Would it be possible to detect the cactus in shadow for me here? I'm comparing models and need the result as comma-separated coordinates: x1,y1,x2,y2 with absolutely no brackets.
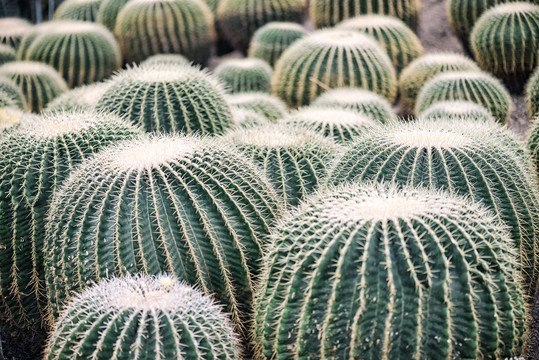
0,18,33,50
0,76,24,109
44,82,111,113
226,92,288,121
54,0,103,22
214,58,273,94
419,100,496,122
526,67,539,117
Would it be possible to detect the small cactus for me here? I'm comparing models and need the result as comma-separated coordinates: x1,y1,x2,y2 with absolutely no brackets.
54,0,103,22
248,22,308,67
471,2,539,92
44,82,111,113
97,64,233,135
254,182,526,359
415,71,513,123
214,58,273,94
272,29,397,108
0,44,15,66
45,274,241,360
526,66,539,117
96,0,130,32
337,15,424,73
226,92,288,121
141,54,190,67
419,100,496,122
229,107,271,129
0,76,24,109
115,0,215,64
0,18,33,50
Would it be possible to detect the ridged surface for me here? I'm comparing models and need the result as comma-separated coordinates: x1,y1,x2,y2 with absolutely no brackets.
96,0,130,32
272,29,397,108
44,82,111,113
0,44,15,66
16,22,58,61
0,18,33,50
54,0,103,21
419,100,495,122
0,77,24,109
214,58,273,93
226,92,288,121
528,117,539,181
230,107,271,129
527,67,539,117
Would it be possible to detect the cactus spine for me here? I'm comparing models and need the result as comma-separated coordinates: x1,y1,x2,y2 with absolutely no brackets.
44,82,111,113
419,100,496,122
226,92,288,121
526,66,539,117
0,18,33,50
214,58,273,94
54,0,103,21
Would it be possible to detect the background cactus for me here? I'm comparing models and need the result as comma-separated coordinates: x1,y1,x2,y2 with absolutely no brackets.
254,182,526,359
226,92,288,121
272,29,397,108
0,61,68,112
419,100,496,121
45,274,241,360
44,82,111,113
337,15,424,73
114,0,215,64
327,117,539,298
214,58,273,94
16,22,58,61
527,66,539,117
54,0,103,21
141,54,190,67
0,76,24,109
98,64,233,135
230,107,271,129
415,71,513,123
96,0,130,32
0,44,15,66
0,18,33,50
247,22,308,67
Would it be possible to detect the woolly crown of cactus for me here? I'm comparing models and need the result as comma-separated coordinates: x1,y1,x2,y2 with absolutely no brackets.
526,66,539,117
54,0,103,21
214,58,273,94
44,82,111,113
0,17,33,49
419,100,496,122
141,53,190,67
226,92,288,121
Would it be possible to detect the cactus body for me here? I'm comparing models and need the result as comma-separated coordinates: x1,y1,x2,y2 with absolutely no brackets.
419,100,495,122
0,77,24,109
230,107,271,129
254,182,526,359
45,275,241,360
141,54,190,67
0,44,15,66
54,0,103,21
248,22,308,67
527,116,539,178
98,64,233,135
226,92,288,121
16,22,58,61
44,82,111,113
214,58,273,94
0,18,33,50
526,67,539,117
273,29,396,108
96,0,130,32
337,15,424,73
327,118,539,298
115,0,215,64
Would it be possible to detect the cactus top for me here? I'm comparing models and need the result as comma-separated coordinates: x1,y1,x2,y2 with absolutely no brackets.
32,20,112,37
0,61,62,77
0,17,32,37
304,28,378,48
420,100,495,121
484,1,538,15
286,106,377,126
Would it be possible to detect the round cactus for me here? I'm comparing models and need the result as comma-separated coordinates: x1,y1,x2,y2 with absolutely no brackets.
224,124,338,207
54,0,103,21
216,0,305,53
115,0,215,65
0,61,68,113
254,182,526,359
398,52,481,114
16,22,59,61
0,44,15,66
96,0,130,32
141,53,190,67
311,87,397,123
0,18,33,50
282,106,378,143
471,2,539,92
0,110,140,334
226,92,288,121
44,82,111,113
327,117,539,298
214,58,273,94
419,100,496,122
98,64,233,135
415,71,513,123
45,274,241,360
247,22,308,67
337,15,424,73
526,66,539,117
272,29,397,108
230,107,271,129
0,76,24,109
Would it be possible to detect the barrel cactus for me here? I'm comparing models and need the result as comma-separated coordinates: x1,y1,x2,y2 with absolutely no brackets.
214,58,273,94
327,117,539,298
0,61,68,112
226,92,288,121
419,100,496,122
115,0,215,64
0,76,24,109
230,107,271,129
45,274,240,360
97,64,233,135
415,71,513,123
337,15,424,73
16,22,58,61
96,0,130,32
272,29,397,108
528,116,539,176
248,22,308,67
44,82,111,113
141,54,190,67
254,182,526,359
399,52,480,114
0,18,33,50
0,44,15,66
54,0,103,21
526,66,539,117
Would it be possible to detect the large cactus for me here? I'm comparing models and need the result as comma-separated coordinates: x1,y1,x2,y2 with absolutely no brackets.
45,274,241,360
98,64,233,135
214,58,273,94
44,82,111,113
272,29,397,108
96,0,130,32
115,0,215,64
419,100,496,122
254,182,526,359
54,0,103,21
0,18,33,50
226,92,288,121
327,117,539,298
526,67,539,117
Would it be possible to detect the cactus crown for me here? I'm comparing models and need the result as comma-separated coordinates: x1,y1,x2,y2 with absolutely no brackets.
0,18,33,49
214,58,273,94
419,100,495,121
141,53,190,66
54,0,102,21
44,82,111,112
226,92,288,121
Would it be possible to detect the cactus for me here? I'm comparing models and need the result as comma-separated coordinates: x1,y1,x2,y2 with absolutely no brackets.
337,15,424,73
0,110,140,334
419,100,496,122
254,182,526,359
44,82,111,113
45,274,241,360
526,66,539,117
230,107,271,129
16,22,59,61
0,44,15,66
214,58,273,94
216,0,305,53
311,87,396,123
247,22,308,67
415,71,513,123
327,117,539,298
226,92,288,121
0,18,33,50
96,0,130,32
0,107,27,131
527,116,539,177
398,52,480,114
204,0,220,11
115,0,215,65
0,76,24,109
282,106,378,143
97,64,233,135
141,54,190,67
272,29,397,108
471,2,539,92
224,124,338,207
54,0,103,22
0,61,68,113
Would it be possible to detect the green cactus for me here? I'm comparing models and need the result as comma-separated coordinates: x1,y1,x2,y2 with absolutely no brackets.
115,0,215,64
54,0,103,21
0,18,33,50
230,107,271,129
254,182,526,359
247,22,308,67
216,0,305,53
526,66,539,117
141,54,190,67
0,76,24,109
45,274,241,360
415,71,513,123
44,135,280,332
272,29,397,108
0,44,15,66
327,117,539,298
224,124,338,207
0,110,140,334
0,61,68,113
16,22,59,61
398,52,480,115
337,15,424,73
527,116,539,177
96,0,130,32
226,92,288,121
419,100,496,122
471,2,539,92
311,87,397,123
44,82,111,113
204,0,220,11
214,58,273,94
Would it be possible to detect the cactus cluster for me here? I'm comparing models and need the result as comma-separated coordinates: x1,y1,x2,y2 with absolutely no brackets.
96,0,130,32
419,100,495,121
226,92,288,121
54,0,103,22
0,76,24,109
527,67,539,117
44,82,111,113
214,58,273,94
0,17,33,50
0,44,15,66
